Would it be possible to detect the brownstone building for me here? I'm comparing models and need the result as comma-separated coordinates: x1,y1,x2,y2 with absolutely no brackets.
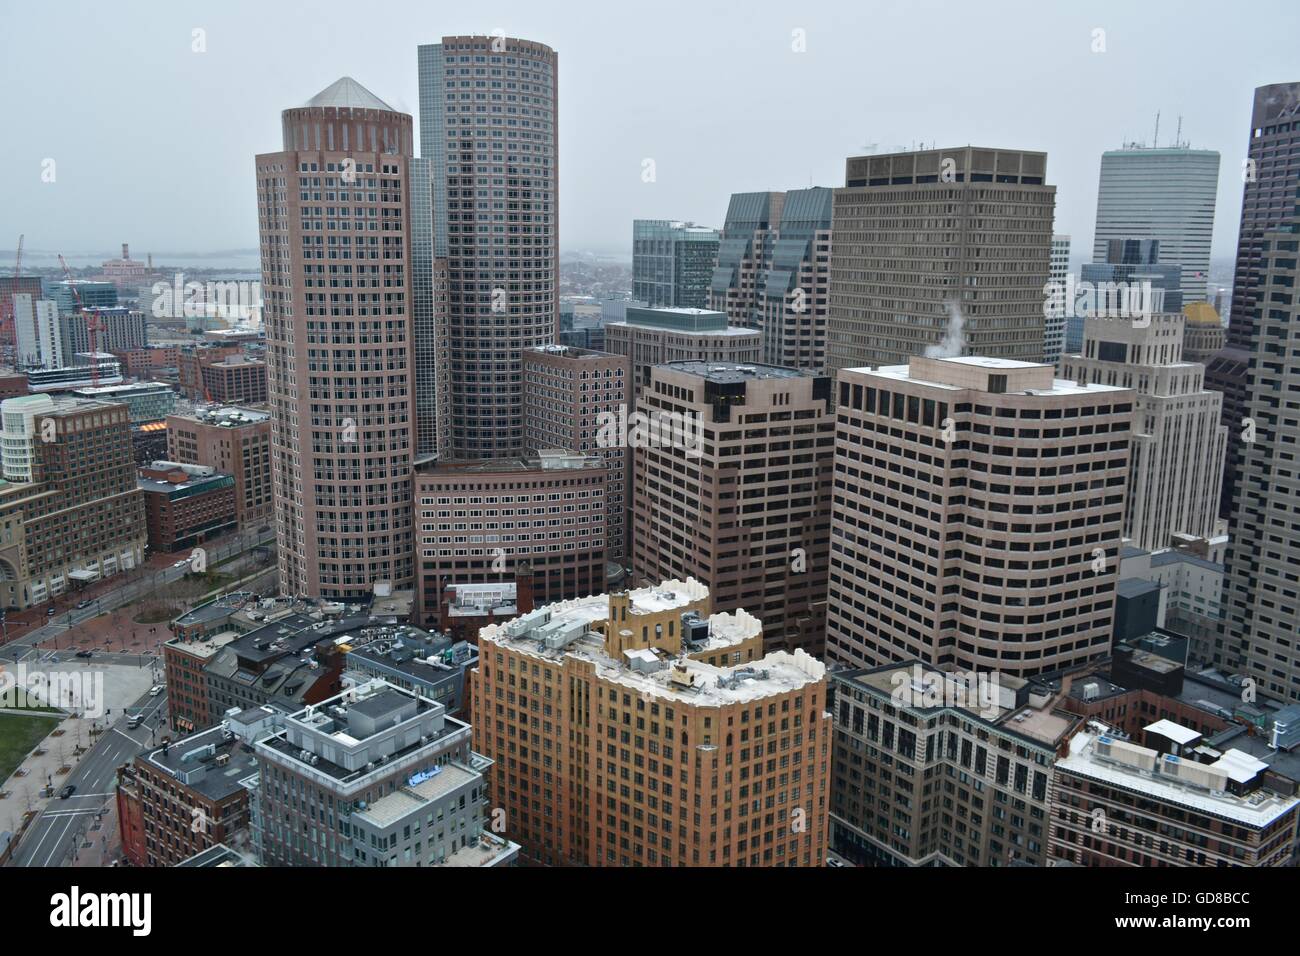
167,406,272,527
111,344,181,379
473,578,831,867
138,461,237,553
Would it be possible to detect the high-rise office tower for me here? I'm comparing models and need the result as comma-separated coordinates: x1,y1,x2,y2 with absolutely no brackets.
417,36,559,458
631,361,835,655
826,356,1134,677
1209,83,1300,519
472,579,830,866
256,77,417,598
1060,312,1226,551
1092,146,1220,304
1044,234,1071,365
633,219,720,309
710,188,833,371
1069,238,1183,354
1224,222,1300,703
523,344,630,559
827,147,1056,371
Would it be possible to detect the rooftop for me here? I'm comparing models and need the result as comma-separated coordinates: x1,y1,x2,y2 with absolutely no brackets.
1059,729,1300,828
661,361,816,383
141,725,260,801
417,451,603,475
352,762,478,829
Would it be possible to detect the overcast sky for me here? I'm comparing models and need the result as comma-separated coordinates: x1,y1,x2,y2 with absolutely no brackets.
2,0,1297,261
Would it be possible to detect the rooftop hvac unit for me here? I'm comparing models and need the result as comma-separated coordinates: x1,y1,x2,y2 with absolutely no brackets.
1082,681,1101,701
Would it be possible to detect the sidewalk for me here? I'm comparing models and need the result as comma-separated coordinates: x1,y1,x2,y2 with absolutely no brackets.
0,712,102,839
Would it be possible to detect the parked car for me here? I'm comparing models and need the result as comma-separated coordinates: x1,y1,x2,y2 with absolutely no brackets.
75,600,92,610
46,607,57,616
59,785,76,799
74,650,93,659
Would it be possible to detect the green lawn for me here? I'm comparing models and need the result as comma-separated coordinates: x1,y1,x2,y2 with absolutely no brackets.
0,712,62,785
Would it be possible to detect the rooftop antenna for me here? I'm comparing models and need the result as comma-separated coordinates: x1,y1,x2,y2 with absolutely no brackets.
1175,115,1183,148
1153,111,1160,148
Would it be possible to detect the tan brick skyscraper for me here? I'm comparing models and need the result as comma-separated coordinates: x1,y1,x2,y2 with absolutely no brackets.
257,78,416,597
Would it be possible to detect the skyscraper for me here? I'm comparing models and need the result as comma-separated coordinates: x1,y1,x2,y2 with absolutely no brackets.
1091,146,1220,304
417,36,559,458
1069,238,1183,354
1044,234,1071,365
1223,222,1300,703
632,219,720,309
826,356,1134,677
827,147,1056,372
631,361,835,655
1210,83,1300,519
710,188,833,371
1060,312,1226,551
256,77,417,598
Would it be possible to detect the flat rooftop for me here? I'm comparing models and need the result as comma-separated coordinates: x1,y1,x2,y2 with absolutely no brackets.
662,361,815,383
1059,730,1300,828
353,763,477,829
141,725,259,801
416,452,603,475
848,356,1132,398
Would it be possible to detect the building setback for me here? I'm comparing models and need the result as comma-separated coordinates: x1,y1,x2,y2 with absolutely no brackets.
256,77,417,598
602,306,761,405
1060,312,1225,551
826,356,1134,678
710,189,833,372
632,362,835,655
417,36,558,458
472,579,830,866
827,147,1056,371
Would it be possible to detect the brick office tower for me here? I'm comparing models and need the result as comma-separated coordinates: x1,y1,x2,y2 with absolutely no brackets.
256,78,417,598
523,344,630,559
632,362,835,656
827,147,1056,372
417,36,559,457
826,356,1135,677
472,579,831,867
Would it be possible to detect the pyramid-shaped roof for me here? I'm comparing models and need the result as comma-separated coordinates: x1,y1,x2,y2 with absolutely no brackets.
303,77,395,112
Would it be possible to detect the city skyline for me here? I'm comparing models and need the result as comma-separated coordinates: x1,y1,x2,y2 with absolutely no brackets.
4,0,1299,260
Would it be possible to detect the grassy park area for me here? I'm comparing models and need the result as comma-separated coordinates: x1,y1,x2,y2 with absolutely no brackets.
0,712,62,785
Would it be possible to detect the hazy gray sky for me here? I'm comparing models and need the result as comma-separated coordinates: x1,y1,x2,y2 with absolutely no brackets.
3,0,1297,260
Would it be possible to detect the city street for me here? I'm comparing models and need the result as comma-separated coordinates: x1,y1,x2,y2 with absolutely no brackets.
9,690,168,867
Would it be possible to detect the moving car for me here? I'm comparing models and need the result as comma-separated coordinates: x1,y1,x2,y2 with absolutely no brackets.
75,600,92,610
59,785,76,799
149,685,163,697
46,607,57,616
74,650,93,659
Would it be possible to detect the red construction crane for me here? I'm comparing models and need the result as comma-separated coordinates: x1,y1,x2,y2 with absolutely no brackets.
58,253,104,386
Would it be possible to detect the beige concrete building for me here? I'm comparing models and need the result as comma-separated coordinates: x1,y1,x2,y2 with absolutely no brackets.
1180,303,1226,363
166,405,273,527
827,356,1135,678
523,345,630,560
472,578,831,866
256,77,417,598
602,307,760,404
1060,312,1225,552
413,452,607,625
827,147,1056,371
632,362,835,656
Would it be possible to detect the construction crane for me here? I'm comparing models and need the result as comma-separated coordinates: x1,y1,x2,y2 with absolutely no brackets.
57,253,104,386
